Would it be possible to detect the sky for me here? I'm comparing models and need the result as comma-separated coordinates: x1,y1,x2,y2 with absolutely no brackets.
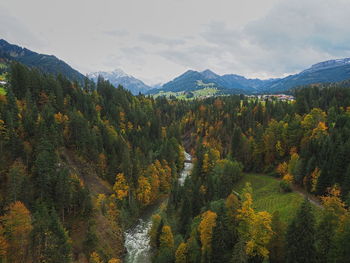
1,0,350,85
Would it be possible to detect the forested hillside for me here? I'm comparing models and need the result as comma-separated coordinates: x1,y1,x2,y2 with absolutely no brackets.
0,39,85,83
0,63,185,262
149,81,350,262
1,62,350,263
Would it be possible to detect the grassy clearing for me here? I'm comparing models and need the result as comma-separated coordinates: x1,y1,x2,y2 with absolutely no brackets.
232,173,321,223
153,87,220,100
0,87,6,95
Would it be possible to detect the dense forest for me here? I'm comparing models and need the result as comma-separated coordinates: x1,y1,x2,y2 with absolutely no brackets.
150,80,350,263
0,62,186,262
1,62,350,262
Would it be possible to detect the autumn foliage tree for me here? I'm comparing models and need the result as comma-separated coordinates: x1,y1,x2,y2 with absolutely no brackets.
0,226,8,261
113,173,129,201
160,225,174,249
198,210,217,262
136,176,151,206
236,183,273,260
1,201,32,263
175,242,188,263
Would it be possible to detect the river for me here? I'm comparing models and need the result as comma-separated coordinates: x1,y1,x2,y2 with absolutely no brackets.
124,151,193,263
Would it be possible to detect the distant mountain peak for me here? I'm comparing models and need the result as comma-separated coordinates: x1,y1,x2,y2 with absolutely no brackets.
88,69,151,95
200,69,219,79
89,68,131,79
302,58,350,74
111,68,130,78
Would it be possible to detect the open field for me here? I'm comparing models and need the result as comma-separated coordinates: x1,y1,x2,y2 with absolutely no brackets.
233,173,321,222
154,87,220,100
0,87,6,95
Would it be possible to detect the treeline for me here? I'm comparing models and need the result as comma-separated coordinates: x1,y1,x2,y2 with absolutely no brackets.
0,62,185,262
148,81,350,262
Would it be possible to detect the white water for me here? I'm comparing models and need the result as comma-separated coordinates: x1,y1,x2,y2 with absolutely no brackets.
124,219,152,263
179,152,193,186
124,151,193,263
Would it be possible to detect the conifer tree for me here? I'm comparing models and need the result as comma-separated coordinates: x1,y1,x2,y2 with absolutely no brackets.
286,199,316,263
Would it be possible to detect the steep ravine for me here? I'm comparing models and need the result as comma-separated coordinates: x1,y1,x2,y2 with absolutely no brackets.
124,151,193,263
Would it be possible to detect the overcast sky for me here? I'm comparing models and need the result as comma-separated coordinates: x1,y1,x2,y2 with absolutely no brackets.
1,0,350,85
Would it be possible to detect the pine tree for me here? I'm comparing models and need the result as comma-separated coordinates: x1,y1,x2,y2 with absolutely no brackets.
268,211,285,263
286,199,316,263
211,210,231,263
31,205,72,263
331,215,350,263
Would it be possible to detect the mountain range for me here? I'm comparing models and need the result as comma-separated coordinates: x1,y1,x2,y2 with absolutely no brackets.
1,39,350,96
88,69,152,95
150,58,350,96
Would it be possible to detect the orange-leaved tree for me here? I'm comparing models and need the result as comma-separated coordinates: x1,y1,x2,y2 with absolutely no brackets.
198,210,217,261
1,201,32,263
113,173,129,201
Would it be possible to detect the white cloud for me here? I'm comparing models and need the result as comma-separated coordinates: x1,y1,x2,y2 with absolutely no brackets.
1,0,350,83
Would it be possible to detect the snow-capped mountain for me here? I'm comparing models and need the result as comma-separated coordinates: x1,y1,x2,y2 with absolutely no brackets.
88,69,151,95
301,58,350,74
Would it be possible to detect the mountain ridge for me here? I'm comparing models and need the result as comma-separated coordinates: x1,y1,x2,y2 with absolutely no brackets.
0,39,85,82
150,57,350,96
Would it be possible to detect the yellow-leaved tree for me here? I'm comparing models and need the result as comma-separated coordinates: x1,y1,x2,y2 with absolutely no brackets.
198,210,217,261
147,164,160,203
136,176,151,206
160,225,174,249
113,173,129,200
237,183,273,259
1,201,33,263
108,258,121,263
321,186,347,220
0,225,8,260
310,167,321,193
90,251,102,263
175,242,188,263
276,162,288,177
150,214,162,248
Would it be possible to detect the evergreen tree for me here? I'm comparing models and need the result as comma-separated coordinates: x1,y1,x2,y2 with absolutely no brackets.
286,199,316,263
268,211,285,263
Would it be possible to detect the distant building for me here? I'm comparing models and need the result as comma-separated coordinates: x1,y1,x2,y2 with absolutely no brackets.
247,94,295,101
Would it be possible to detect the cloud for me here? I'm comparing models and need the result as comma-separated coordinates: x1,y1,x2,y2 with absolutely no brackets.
138,34,185,47
200,0,350,78
0,6,45,48
1,0,350,83
103,29,129,38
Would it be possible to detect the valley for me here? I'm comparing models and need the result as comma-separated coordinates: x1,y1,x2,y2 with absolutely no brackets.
0,41,350,263
2,0,350,261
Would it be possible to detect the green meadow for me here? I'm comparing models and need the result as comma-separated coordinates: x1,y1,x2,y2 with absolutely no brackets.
233,173,321,222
